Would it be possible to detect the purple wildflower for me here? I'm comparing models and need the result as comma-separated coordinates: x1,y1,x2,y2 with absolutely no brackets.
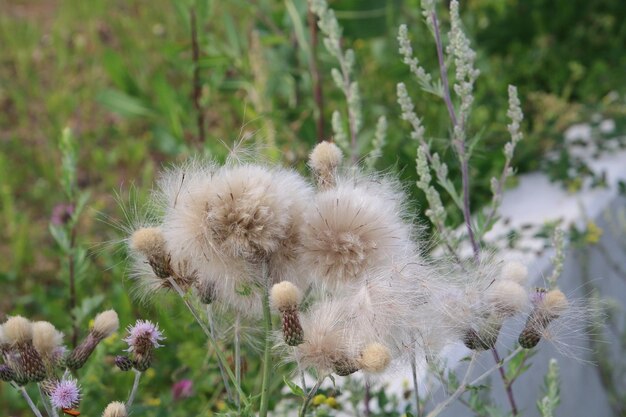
50,377,80,409
172,379,193,401
123,320,164,352
51,203,74,226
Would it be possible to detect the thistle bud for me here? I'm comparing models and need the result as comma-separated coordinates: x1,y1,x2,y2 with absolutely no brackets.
0,364,15,382
463,316,502,351
332,356,360,376
309,141,342,189
271,282,304,346
115,355,133,372
66,310,119,370
131,227,173,279
519,289,568,349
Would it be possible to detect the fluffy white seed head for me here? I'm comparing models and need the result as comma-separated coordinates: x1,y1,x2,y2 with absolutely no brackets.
501,261,528,285
93,310,119,338
359,342,391,373
487,280,527,316
301,177,411,285
32,321,64,357
102,401,127,417
3,316,32,344
541,289,569,316
309,141,343,189
130,227,166,258
271,281,302,311
0,325,7,345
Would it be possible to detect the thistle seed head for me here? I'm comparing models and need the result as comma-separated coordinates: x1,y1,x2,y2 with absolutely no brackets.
3,316,33,345
92,310,120,339
102,401,127,417
501,261,528,285
32,321,64,359
271,281,303,311
358,343,391,373
130,227,167,258
486,280,527,317
309,141,343,189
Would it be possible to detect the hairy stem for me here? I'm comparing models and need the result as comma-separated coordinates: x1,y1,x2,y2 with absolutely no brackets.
17,386,44,417
207,305,234,402
69,226,78,348
259,262,273,417
126,369,142,408
167,277,250,407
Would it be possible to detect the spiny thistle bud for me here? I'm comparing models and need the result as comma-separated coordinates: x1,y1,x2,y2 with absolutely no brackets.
271,282,304,346
195,280,217,305
463,316,502,351
309,141,343,189
358,343,391,373
103,401,127,417
49,377,81,410
123,320,164,372
519,288,569,349
2,316,46,384
131,227,173,279
66,310,118,370
0,364,15,382
115,355,134,371
501,261,528,285
332,356,360,376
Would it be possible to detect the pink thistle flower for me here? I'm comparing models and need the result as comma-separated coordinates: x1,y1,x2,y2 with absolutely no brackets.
172,379,193,401
51,203,74,226
50,377,80,409
123,320,164,352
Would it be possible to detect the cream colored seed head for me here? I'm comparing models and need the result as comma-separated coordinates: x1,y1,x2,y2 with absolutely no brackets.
309,141,343,174
359,343,391,373
102,401,127,417
0,325,7,345
32,321,64,357
271,281,302,311
130,227,166,258
93,310,119,338
501,261,528,285
542,289,569,316
3,315,32,344
487,280,527,316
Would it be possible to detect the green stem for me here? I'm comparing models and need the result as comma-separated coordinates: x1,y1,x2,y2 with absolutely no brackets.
299,378,324,417
16,385,44,417
167,277,250,408
126,369,142,408
206,305,234,402
259,262,273,417
37,384,57,417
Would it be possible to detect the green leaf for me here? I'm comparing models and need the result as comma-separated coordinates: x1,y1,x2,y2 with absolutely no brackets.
283,376,305,397
97,89,156,118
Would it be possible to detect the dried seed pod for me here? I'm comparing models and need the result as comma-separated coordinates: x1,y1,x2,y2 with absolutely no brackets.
271,282,304,346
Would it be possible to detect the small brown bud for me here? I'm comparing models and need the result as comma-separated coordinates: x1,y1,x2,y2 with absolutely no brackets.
115,355,134,372
280,307,304,347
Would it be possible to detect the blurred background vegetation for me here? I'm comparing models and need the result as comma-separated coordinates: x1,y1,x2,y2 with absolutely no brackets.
1,0,625,415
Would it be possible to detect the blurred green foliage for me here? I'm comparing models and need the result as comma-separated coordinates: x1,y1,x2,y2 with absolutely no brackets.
1,0,625,415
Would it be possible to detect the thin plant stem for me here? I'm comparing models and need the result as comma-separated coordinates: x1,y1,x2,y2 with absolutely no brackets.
259,261,273,417
307,7,325,140
167,277,250,408
431,10,479,262
69,226,78,348
126,369,143,408
17,385,44,417
364,380,372,417
411,352,422,417
300,368,307,392
426,353,477,417
206,305,235,402
37,384,57,417
190,6,206,145
491,347,518,415
299,377,324,417
234,313,242,412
